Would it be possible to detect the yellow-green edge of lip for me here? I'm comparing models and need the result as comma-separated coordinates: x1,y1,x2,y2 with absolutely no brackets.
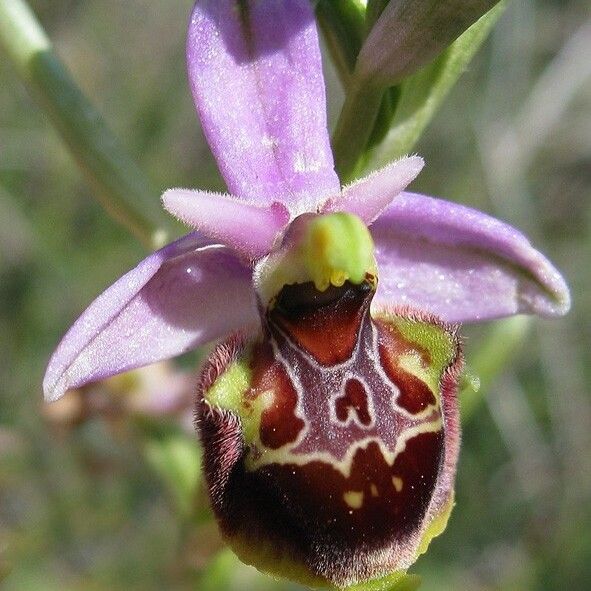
223,494,452,590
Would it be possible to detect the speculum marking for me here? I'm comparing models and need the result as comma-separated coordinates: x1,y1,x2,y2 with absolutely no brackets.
335,378,372,427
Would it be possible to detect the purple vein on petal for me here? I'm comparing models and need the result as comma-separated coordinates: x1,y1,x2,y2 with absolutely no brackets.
187,0,340,212
43,233,258,402
320,156,424,222
371,193,571,323
162,188,289,260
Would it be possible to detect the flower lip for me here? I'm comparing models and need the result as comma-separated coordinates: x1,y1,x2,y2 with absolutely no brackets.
197,286,463,588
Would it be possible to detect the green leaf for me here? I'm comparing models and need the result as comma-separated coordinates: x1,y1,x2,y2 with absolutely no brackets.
144,432,202,519
361,0,508,174
365,0,390,34
460,315,532,422
0,0,170,249
315,0,366,89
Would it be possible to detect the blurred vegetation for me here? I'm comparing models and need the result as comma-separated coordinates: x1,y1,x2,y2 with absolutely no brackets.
0,0,590,589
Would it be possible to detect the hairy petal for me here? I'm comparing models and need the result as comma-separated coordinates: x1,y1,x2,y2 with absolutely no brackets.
187,0,340,212
43,234,258,402
162,189,289,261
320,156,424,223
371,193,570,322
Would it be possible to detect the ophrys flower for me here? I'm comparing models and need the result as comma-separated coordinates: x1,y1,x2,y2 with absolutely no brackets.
44,0,569,588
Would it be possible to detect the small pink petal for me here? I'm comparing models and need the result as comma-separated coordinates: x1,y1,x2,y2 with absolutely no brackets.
320,156,424,222
43,233,258,401
162,189,289,261
187,0,340,212
372,193,570,323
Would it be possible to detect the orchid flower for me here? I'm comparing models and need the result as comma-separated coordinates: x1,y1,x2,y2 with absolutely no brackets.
43,0,569,588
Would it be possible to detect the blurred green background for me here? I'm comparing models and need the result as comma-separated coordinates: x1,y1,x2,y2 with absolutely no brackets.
1,0,590,589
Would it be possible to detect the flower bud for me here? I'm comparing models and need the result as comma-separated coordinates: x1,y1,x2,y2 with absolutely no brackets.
356,0,500,85
195,213,462,588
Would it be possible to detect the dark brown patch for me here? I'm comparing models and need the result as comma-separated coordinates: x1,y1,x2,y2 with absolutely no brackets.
258,433,443,551
376,322,437,414
269,281,372,365
248,340,305,449
199,425,443,587
335,379,372,426
375,317,433,366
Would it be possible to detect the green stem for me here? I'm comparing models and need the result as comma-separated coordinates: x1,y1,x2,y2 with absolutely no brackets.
315,0,365,90
367,87,401,149
332,77,384,182
460,316,532,422
0,0,169,249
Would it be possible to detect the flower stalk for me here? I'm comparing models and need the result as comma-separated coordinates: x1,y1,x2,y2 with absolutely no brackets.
0,0,169,250
332,76,385,181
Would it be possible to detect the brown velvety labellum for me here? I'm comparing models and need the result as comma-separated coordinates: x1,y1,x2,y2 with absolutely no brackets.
376,319,437,414
196,280,462,587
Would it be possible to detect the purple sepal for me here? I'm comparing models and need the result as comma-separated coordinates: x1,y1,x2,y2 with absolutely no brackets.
187,0,340,212
43,233,257,401
371,193,570,323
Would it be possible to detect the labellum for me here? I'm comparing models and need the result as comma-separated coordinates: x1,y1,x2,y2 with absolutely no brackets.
196,213,462,588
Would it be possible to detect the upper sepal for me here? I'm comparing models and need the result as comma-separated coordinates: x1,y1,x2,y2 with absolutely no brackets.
187,0,340,212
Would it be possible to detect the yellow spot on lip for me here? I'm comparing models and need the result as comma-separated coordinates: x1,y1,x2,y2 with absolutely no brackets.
370,483,379,497
260,390,275,410
343,490,364,509
392,476,404,492
330,269,347,287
